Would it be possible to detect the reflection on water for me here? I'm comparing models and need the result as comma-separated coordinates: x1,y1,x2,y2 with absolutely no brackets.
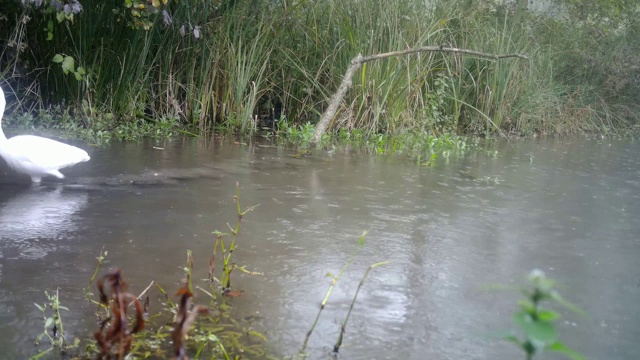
0,184,90,358
0,186,88,258
0,137,639,359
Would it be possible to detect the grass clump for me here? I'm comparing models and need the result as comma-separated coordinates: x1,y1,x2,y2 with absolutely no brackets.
1,0,637,145
276,120,473,162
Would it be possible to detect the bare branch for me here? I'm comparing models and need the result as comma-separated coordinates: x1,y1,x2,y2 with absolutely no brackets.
310,47,528,145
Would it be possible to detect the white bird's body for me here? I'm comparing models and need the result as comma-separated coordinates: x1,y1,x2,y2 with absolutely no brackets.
0,86,90,182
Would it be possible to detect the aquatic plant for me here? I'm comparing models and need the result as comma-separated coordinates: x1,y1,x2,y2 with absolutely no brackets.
93,269,145,359
300,231,368,354
172,282,209,360
211,182,261,295
297,232,390,357
332,260,389,355
504,269,585,360
4,0,637,142
32,289,79,359
28,184,267,359
83,248,108,304
279,121,319,146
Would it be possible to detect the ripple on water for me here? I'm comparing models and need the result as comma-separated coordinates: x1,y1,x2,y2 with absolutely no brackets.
1,139,640,359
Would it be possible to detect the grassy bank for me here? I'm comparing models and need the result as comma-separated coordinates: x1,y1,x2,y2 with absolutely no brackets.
1,0,638,146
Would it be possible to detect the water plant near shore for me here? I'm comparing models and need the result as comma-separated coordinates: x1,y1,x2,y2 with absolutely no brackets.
212,183,261,295
332,260,389,355
32,289,79,359
277,120,473,161
299,231,390,358
300,231,367,354
30,183,266,359
25,184,589,359
93,269,146,359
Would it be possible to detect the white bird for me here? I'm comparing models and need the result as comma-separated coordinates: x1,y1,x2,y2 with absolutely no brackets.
0,86,90,182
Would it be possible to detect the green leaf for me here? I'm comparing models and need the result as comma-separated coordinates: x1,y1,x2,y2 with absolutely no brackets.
62,56,75,74
537,310,559,322
371,260,390,268
56,12,65,23
247,330,267,341
31,347,53,359
36,333,45,342
549,291,586,316
514,313,557,343
517,299,535,312
548,341,586,360
76,66,86,75
358,230,367,246
74,72,82,81
46,20,54,41
52,54,64,63
34,303,45,312
45,317,54,328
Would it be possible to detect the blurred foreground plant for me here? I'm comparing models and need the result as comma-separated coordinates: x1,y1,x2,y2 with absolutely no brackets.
504,269,585,360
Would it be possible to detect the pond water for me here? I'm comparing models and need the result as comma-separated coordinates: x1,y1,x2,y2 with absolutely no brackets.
0,137,638,359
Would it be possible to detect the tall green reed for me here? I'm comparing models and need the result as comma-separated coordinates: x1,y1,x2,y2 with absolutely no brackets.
3,0,635,139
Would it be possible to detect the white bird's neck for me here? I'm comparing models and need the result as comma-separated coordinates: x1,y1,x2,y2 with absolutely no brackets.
0,85,7,142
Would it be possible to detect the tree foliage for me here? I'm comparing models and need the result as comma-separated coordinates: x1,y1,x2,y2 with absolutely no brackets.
561,0,639,27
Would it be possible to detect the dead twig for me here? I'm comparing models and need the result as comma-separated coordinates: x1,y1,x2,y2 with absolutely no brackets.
311,46,528,144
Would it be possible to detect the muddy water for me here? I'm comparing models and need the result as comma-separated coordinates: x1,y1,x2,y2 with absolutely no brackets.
0,137,638,359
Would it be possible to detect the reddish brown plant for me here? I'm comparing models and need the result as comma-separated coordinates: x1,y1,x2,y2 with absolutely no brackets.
172,284,208,360
94,269,145,360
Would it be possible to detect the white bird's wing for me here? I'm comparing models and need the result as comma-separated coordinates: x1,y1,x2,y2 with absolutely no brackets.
7,135,90,171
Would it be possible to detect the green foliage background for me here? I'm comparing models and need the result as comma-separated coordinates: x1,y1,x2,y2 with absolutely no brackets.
0,0,638,141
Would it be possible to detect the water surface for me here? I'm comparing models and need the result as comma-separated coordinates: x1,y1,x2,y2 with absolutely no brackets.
0,137,638,359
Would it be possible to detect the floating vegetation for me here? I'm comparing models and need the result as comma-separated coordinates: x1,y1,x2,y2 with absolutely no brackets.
278,120,476,163
475,175,504,184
